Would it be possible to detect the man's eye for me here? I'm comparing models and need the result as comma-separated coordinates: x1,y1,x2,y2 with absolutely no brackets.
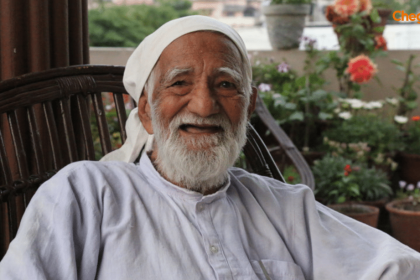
171,80,185,86
220,81,235,89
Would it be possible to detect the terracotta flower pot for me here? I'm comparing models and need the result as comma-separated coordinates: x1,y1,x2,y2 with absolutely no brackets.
262,4,310,50
397,152,420,184
360,198,391,233
386,199,420,252
328,204,379,228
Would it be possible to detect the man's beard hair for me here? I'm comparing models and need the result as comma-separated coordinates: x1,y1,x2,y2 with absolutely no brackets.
151,101,248,194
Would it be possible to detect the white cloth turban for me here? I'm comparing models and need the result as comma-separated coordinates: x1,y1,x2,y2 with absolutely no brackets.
100,15,252,162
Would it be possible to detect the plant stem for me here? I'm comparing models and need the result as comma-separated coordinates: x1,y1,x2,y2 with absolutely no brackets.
397,54,415,116
304,75,310,149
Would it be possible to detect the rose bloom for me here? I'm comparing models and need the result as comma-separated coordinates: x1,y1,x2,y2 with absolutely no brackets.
412,116,420,121
325,5,350,24
346,54,378,84
359,0,372,13
334,0,360,17
374,35,387,51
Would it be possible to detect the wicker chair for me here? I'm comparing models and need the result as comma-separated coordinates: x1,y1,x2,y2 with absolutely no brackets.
254,95,315,190
0,65,296,258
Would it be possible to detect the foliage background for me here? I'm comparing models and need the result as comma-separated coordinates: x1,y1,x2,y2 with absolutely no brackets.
89,1,194,47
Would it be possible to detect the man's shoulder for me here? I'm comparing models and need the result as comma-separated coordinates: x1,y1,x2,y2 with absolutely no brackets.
228,167,312,198
42,160,141,196
57,160,138,179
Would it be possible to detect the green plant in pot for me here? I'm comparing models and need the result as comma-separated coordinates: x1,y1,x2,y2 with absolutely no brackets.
313,155,392,227
262,0,311,50
398,116,420,184
386,181,420,252
322,115,403,173
253,42,337,152
392,55,420,184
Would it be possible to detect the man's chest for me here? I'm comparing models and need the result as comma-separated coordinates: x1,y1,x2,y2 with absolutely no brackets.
94,193,305,280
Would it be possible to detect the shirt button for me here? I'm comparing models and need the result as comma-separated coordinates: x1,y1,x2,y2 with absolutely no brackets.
210,245,219,253
198,204,204,211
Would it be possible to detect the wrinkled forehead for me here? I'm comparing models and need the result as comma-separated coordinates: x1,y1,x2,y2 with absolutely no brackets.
155,31,243,74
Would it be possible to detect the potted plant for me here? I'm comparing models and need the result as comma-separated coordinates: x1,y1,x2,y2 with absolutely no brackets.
262,0,311,50
253,39,337,153
313,155,392,227
398,116,420,184
391,55,420,184
325,0,388,54
386,181,420,251
322,115,403,175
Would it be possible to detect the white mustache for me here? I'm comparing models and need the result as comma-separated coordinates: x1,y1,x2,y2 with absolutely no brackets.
170,113,231,133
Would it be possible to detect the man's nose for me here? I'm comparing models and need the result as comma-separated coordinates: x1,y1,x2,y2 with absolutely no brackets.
187,83,220,117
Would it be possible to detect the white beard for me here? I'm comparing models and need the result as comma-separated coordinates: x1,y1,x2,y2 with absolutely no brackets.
151,104,248,194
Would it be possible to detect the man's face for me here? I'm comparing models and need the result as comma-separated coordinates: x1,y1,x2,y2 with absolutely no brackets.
138,31,256,194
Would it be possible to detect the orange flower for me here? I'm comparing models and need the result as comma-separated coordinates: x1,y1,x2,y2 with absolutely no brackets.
346,54,378,84
359,0,372,13
374,35,387,50
325,5,350,24
412,116,420,121
334,0,360,17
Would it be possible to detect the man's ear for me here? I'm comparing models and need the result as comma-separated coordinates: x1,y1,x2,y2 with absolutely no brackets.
137,90,154,134
247,86,258,120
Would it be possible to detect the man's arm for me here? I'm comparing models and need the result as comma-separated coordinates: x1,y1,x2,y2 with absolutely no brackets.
0,163,102,280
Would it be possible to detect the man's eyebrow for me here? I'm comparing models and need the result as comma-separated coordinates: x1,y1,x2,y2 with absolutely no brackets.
162,67,193,84
216,67,243,87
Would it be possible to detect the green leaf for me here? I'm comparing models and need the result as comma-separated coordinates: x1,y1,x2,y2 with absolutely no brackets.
407,101,418,109
396,65,406,72
337,196,346,204
295,76,306,88
329,190,338,196
284,102,297,110
312,89,327,100
349,185,360,195
352,24,365,34
288,111,304,121
373,26,384,33
370,9,381,23
318,112,333,120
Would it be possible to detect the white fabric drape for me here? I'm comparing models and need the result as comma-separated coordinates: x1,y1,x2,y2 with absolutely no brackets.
100,15,252,162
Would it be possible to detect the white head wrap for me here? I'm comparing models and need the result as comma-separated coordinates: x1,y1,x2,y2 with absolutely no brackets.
100,15,252,162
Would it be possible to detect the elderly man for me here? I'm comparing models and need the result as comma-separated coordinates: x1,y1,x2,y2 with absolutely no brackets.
1,16,420,280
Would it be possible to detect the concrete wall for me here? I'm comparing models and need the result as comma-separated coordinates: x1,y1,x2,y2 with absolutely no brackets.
90,47,420,106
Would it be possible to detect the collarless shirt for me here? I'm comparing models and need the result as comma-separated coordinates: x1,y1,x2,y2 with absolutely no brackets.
1,153,420,280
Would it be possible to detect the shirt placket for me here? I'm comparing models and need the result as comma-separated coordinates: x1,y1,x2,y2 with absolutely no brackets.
195,200,234,280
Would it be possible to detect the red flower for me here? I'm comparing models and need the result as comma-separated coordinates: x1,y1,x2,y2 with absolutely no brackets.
374,35,387,51
287,176,295,183
344,171,349,176
344,164,352,172
346,55,378,84
359,0,372,13
334,0,360,17
412,116,420,121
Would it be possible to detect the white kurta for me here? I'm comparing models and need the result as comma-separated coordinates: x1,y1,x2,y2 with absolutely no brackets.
1,153,420,280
